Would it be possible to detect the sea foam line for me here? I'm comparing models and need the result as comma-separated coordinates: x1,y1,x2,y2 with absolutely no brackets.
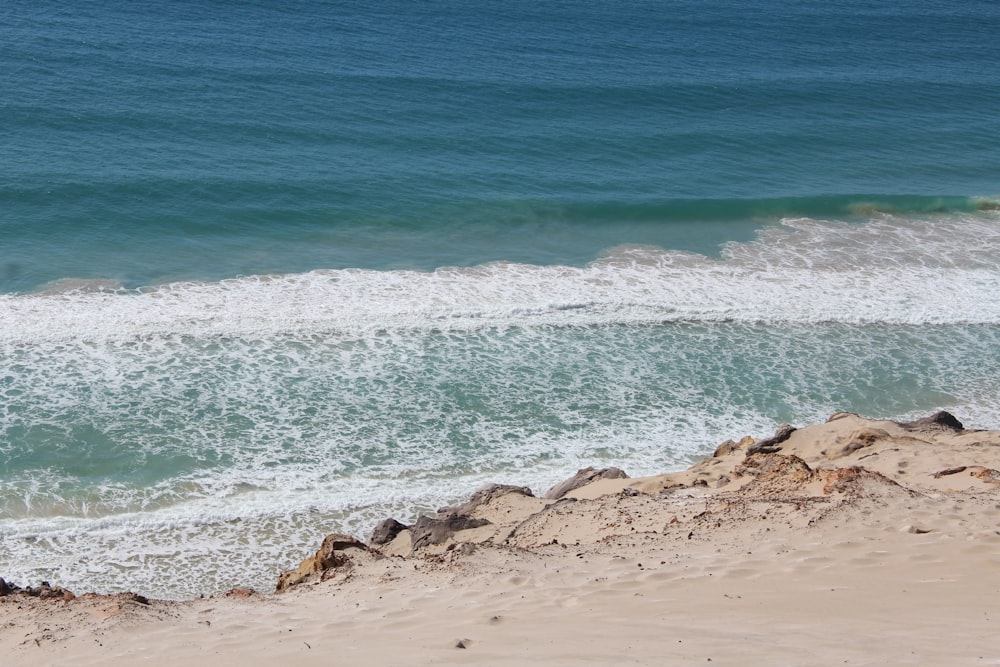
2,260,998,344
3,213,1000,343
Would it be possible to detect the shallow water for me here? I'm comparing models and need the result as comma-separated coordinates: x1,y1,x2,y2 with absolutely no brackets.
2,0,999,597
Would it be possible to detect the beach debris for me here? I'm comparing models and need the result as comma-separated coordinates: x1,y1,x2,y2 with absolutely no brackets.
933,466,968,478
223,587,256,598
544,467,628,500
903,525,933,534
970,467,1000,484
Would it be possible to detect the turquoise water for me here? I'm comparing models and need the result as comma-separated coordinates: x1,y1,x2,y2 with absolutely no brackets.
2,0,1000,598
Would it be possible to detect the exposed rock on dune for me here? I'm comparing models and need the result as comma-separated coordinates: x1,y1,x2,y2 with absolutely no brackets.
5,410,1000,666
543,467,628,500
0,579,75,601
275,534,370,592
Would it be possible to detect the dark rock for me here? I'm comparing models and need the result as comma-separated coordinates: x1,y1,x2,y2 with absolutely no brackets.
410,514,490,552
900,411,964,432
370,518,410,546
746,424,796,455
439,483,534,517
544,467,629,500
19,581,75,601
0,578,15,596
933,466,968,478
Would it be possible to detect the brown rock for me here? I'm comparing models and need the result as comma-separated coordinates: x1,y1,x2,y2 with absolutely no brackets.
276,533,368,592
933,466,968,478
970,467,1000,484
713,440,740,457
734,454,815,496
736,453,813,478
544,467,629,500
820,466,908,496
714,436,757,457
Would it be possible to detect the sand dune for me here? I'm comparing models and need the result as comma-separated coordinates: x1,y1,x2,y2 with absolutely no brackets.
3,412,1000,666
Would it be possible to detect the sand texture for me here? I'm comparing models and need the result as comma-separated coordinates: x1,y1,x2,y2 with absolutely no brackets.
3,412,1000,666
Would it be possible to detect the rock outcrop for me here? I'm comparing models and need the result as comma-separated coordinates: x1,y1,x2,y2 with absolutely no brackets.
0,579,75,601
746,423,796,455
267,410,996,596
370,518,410,546
440,483,534,515
900,410,964,432
544,467,628,500
410,514,491,552
276,533,369,592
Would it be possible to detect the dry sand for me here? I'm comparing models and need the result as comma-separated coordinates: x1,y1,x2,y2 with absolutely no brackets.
3,412,1000,666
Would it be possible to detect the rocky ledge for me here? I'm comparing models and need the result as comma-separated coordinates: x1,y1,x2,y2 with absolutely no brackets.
271,410,1000,593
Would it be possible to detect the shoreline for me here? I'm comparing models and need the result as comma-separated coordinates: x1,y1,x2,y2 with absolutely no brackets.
3,410,1000,665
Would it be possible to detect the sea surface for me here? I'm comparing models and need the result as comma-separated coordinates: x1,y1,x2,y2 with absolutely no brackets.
2,0,1000,599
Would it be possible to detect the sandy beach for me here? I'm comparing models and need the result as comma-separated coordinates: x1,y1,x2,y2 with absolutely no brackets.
3,411,999,666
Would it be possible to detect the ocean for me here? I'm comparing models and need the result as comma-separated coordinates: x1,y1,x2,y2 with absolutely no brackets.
2,0,999,599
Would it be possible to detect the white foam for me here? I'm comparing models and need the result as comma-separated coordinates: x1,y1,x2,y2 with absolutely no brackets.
0,404,774,599
2,213,1000,345
3,212,1000,598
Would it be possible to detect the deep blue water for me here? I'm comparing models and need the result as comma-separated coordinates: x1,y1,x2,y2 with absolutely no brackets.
2,0,1000,598
3,0,999,291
